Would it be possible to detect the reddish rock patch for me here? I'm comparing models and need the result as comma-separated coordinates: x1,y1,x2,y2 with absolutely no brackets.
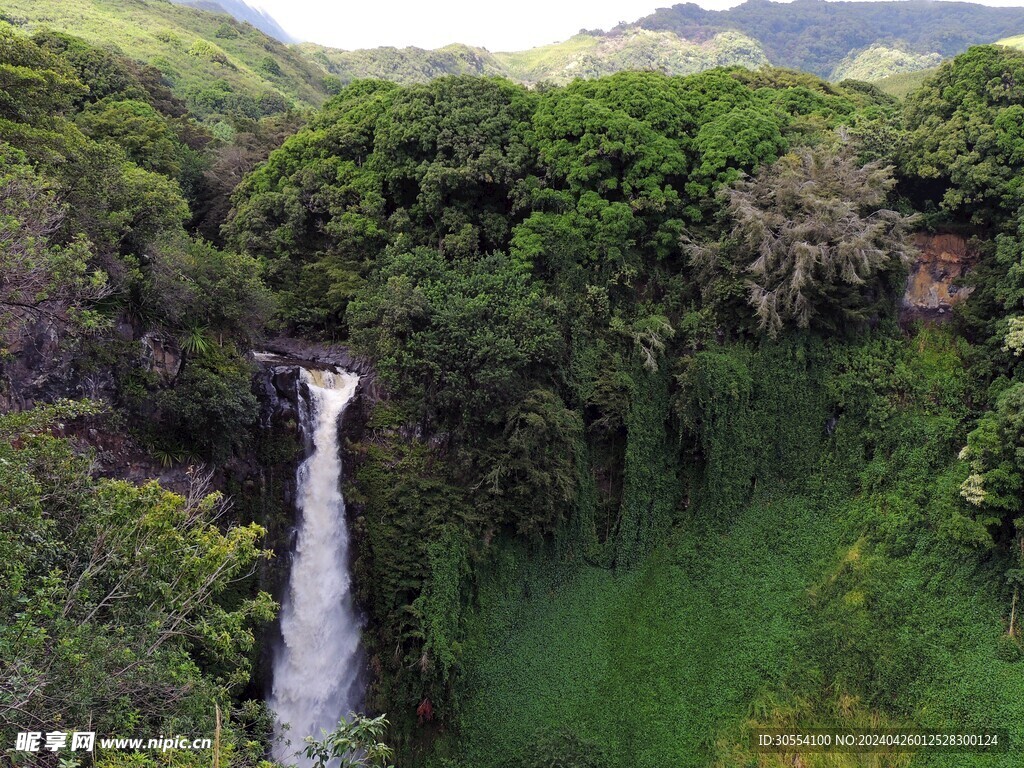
901,233,975,322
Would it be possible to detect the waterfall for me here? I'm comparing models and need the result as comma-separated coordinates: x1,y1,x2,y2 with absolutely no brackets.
269,367,364,766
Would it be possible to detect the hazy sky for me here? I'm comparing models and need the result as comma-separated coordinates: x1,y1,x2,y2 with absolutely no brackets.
249,0,1024,51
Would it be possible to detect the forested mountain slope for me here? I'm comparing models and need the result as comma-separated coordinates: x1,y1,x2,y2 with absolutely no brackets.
629,0,1024,78
169,0,295,42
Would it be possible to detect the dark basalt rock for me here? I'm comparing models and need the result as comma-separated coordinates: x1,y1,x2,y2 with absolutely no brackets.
0,317,120,412
258,336,377,379
251,337,378,442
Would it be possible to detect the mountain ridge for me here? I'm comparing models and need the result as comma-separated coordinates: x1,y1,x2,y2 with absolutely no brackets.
299,0,1024,87
625,0,1024,78
8,0,1024,115
168,0,294,43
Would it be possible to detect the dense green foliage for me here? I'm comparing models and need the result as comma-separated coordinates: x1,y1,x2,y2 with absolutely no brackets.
223,41,1024,767
903,45,1024,224
0,21,290,766
302,714,395,768
456,329,1024,768
0,22,276,457
0,402,276,767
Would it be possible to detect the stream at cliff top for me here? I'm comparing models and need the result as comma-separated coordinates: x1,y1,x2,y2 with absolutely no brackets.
268,366,364,766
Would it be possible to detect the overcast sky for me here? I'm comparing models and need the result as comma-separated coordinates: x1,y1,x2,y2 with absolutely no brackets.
249,0,1024,52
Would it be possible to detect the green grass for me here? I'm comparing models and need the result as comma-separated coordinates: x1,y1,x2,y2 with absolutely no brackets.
451,493,841,767
995,33,1024,50
875,67,937,99
0,0,329,118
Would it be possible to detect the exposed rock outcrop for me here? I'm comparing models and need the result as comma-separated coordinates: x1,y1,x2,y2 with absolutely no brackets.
901,233,975,322
253,338,378,435
140,332,182,383
0,317,118,412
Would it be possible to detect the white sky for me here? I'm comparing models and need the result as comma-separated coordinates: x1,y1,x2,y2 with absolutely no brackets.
249,0,1024,52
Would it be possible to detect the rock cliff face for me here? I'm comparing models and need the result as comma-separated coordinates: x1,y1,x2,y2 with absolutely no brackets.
252,337,377,435
0,317,118,412
901,233,975,321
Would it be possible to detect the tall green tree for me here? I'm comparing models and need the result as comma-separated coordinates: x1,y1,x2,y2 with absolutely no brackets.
903,45,1024,225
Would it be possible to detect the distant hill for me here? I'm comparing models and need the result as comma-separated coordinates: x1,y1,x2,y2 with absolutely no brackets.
168,0,294,43
626,0,1024,80
297,42,505,84
303,29,769,87
831,44,941,82
0,0,328,121
871,23,1024,98
302,0,1024,88
497,29,768,84
6,0,1024,114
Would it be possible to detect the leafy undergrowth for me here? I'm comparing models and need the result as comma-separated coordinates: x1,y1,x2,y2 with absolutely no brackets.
439,330,1024,768
449,492,839,768
447,493,1023,767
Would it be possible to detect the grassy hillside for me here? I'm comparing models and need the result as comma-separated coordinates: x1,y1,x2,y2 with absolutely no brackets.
0,0,329,119
875,67,938,99
831,44,941,82
996,32,1024,50
169,0,294,42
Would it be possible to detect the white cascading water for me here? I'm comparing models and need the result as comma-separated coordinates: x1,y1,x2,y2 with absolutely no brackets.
270,367,363,766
